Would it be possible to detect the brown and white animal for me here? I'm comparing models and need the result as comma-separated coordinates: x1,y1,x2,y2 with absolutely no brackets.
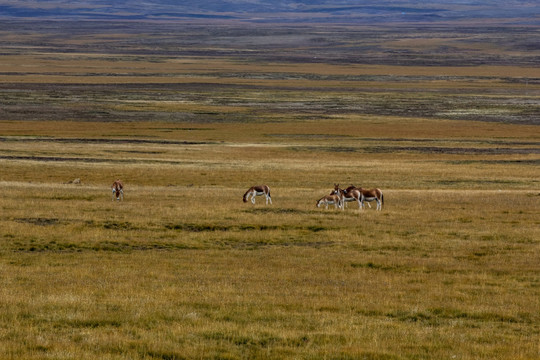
111,179,124,201
346,185,384,210
316,194,342,209
243,185,272,204
332,183,361,209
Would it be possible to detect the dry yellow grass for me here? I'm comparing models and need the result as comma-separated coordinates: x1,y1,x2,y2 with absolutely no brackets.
0,183,538,359
1,118,539,358
0,23,538,358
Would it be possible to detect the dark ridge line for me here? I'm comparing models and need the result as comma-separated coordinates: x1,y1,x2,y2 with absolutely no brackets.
0,137,212,145
0,155,194,165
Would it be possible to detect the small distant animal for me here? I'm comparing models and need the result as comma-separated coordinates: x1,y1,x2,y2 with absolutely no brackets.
243,185,272,204
65,178,81,185
316,194,342,209
111,179,124,201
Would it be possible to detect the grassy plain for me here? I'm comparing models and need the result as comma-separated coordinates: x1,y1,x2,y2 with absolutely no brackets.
0,21,539,359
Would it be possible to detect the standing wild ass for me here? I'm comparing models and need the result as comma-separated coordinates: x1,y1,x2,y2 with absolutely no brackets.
111,179,124,201
345,185,384,210
332,183,361,210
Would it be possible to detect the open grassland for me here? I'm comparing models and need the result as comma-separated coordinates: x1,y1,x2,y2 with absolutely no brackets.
0,21,539,359
1,121,539,359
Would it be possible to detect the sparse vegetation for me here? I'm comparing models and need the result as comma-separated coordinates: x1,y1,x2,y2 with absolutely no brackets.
0,20,538,359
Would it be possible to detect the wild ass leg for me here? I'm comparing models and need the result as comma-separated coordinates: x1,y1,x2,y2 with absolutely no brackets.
357,197,362,209
253,191,263,204
362,197,375,210
362,197,381,210
364,199,373,209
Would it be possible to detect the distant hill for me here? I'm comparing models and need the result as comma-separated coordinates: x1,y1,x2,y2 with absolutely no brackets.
0,0,538,24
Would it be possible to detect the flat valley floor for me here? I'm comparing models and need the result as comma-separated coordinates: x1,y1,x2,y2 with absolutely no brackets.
0,21,538,359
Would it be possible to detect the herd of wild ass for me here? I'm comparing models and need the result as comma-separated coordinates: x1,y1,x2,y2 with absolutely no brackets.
242,183,384,210
317,184,383,211
112,180,382,211
241,184,383,211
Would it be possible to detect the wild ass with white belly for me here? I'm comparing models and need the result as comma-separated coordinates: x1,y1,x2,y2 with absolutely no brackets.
332,183,361,210
316,193,342,209
243,185,272,205
346,185,384,210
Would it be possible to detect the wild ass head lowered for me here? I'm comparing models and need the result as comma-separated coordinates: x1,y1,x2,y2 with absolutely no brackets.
316,193,342,210
243,185,272,205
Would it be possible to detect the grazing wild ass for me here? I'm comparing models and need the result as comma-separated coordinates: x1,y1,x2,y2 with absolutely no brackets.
243,185,272,204
332,183,361,209
316,194,342,209
346,185,384,210
111,179,124,201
